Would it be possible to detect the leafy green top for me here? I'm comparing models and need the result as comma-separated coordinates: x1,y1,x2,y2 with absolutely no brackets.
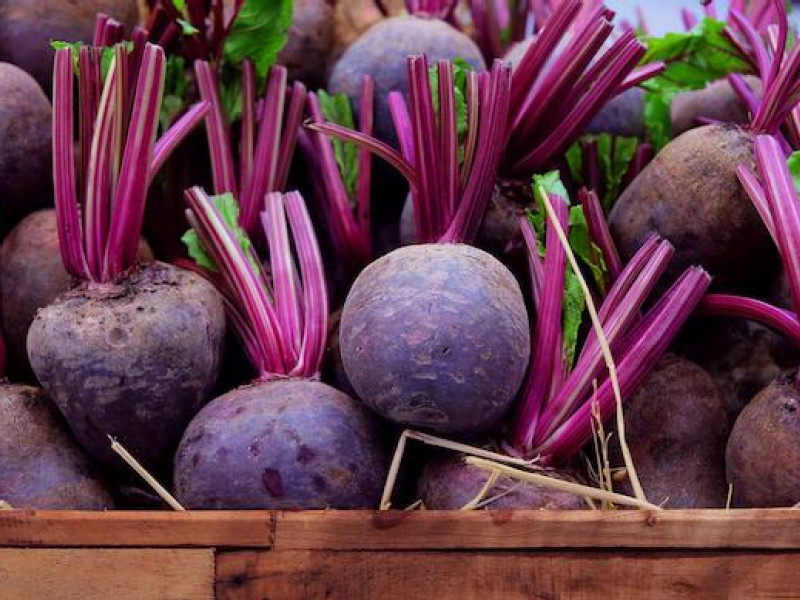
182,193,260,274
530,172,608,368
224,0,293,81
565,134,639,212
318,90,360,203
639,18,751,150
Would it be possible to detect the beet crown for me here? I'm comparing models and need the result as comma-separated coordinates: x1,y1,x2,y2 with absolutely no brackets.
52,41,209,283
184,188,328,380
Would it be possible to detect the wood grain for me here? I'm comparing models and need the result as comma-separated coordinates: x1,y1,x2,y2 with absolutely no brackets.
216,549,800,600
0,549,214,600
273,509,800,550
0,511,274,548
4,509,800,549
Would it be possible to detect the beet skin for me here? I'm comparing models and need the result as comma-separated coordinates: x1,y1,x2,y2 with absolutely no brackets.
329,15,485,144
174,379,388,509
0,383,112,509
0,63,52,236
340,244,530,436
0,0,140,93
609,124,775,289
277,0,335,89
27,262,225,471
1,209,153,382
726,378,800,507
612,355,730,508
417,453,586,510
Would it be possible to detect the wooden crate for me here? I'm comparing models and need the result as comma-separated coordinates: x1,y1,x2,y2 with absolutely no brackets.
1,509,800,599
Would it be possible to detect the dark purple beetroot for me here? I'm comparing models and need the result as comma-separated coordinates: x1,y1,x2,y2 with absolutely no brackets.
27,262,225,471
1,209,153,383
0,63,52,236
277,0,335,89
608,124,775,290
329,15,486,145
416,452,586,510
339,244,530,436
332,0,384,60
677,317,799,421
586,87,646,138
174,379,388,509
0,0,140,93
612,355,730,508
0,383,112,509
726,377,800,507
671,76,761,137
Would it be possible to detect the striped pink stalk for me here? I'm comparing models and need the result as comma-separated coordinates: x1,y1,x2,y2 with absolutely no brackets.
579,188,622,283
699,294,800,346
52,42,208,283
185,188,329,380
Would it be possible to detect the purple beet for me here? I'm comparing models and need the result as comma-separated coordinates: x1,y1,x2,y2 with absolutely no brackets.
174,189,388,509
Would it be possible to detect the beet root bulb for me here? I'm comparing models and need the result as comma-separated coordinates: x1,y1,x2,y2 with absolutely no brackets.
27,262,225,471
416,453,586,510
0,383,112,509
340,244,530,436
174,379,388,509
726,378,800,507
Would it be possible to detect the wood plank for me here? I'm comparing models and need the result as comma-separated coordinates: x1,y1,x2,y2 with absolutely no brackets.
273,509,800,550
0,511,274,548
0,549,214,600
216,549,800,600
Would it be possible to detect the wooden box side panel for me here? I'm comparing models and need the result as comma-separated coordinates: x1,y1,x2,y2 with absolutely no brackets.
0,549,215,600
216,549,800,600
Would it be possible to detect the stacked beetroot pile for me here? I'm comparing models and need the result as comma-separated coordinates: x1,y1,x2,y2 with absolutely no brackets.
2,0,800,512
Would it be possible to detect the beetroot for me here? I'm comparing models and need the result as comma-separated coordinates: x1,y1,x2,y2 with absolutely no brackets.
340,244,529,436
726,378,800,507
0,0,140,92
27,43,222,472
609,13,800,290
671,76,761,136
0,383,112,509
174,189,387,509
0,209,153,382
329,15,485,144
277,0,335,89
176,379,386,509
28,262,225,469
611,355,730,508
416,453,586,510
0,63,52,236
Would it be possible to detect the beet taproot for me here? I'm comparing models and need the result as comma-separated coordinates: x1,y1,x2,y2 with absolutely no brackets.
0,63,52,236
27,262,225,471
0,383,112,509
612,355,730,508
340,244,530,436
609,124,775,289
1,209,153,382
416,452,586,510
174,379,387,509
329,15,485,144
0,0,140,93
726,377,800,507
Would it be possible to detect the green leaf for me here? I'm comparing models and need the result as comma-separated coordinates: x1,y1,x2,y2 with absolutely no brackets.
177,18,199,36
172,0,186,10
639,18,751,150
223,0,293,81
789,151,800,194
161,55,190,129
318,90,359,204
561,270,586,368
597,135,639,211
429,58,473,154
51,41,128,80
182,193,261,274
